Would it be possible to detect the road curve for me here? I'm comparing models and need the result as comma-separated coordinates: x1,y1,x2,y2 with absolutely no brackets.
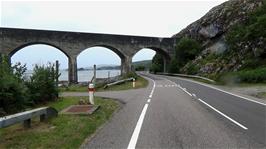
82,73,266,148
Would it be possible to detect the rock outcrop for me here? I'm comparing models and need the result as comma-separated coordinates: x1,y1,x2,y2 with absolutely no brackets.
172,0,265,76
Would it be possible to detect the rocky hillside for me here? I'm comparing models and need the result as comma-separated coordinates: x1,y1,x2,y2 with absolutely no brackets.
172,0,265,79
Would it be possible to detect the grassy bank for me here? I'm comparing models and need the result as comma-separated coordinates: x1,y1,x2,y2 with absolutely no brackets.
0,96,119,149
97,75,148,91
60,75,148,92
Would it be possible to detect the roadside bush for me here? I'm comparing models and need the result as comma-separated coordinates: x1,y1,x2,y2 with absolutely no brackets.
220,67,266,84
26,64,60,104
123,72,138,79
150,53,164,73
0,57,29,115
175,37,202,67
236,67,266,83
186,61,200,75
135,65,146,71
168,59,179,73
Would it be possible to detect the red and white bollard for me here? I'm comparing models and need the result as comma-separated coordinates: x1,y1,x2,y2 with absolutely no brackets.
88,83,95,105
133,78,136,88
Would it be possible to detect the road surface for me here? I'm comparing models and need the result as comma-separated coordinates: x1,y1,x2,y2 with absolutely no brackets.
81,72,266,148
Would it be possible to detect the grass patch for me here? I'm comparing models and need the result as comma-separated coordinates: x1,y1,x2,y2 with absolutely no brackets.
0,96,119,149
257,92,266,99
59,85,87,92
97,76,148,91
60,75,148,92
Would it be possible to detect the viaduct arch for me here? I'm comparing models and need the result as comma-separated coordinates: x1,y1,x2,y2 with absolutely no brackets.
0,27,175,83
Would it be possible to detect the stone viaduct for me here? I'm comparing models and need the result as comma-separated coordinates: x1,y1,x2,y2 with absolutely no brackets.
0,27,175,83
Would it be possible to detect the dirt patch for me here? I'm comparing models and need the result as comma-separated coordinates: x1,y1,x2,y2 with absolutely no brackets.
61,105,100,115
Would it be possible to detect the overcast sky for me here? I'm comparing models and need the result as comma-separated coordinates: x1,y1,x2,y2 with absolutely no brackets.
1,0,227,69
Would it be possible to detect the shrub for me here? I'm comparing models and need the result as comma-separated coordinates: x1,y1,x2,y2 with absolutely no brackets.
236,67,266,83
26,63,60,104
0,57,29,115
168,59,179,73
175,37,202,67
135,65,146,71
186,61,200,75
150,53,164,73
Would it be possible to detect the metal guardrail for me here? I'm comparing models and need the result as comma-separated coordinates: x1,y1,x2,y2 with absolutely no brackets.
157,72,215,83
104,77,135,88
0,107,58,128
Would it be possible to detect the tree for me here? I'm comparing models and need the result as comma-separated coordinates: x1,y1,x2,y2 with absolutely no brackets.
0,56,29,115
26,63,60,104
175,37,202,68
168,59,179,73
150,53,164,73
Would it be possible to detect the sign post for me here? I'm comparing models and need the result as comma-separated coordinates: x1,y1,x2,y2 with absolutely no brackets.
88,83,95,105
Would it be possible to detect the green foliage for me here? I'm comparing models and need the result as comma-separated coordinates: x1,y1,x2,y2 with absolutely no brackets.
226,1,266,53
186,61,200,75
150,53,164,73
175,37,202,68
0,56,29,115
135,65,146,71
168,59,179,73
236,67,266,83
26,64,60,104
122,72,138,80
220,67,266,84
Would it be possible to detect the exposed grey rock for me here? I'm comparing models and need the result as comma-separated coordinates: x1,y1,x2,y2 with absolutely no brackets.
172,0,264,75
199,24,221,38
207,39,228,54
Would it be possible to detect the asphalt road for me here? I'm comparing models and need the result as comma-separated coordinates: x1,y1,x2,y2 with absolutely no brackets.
82,72,266,148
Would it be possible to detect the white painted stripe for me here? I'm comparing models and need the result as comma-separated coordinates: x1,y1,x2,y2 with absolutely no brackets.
127,104,149,149
174,77,266,106
192,93,196,97
197,98,248,130
160,76,248,130
177,86,192,96
149,95,152,98
147,99,151,103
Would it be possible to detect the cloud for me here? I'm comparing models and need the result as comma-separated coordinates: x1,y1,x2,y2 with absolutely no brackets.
2,1,226,37
2,1,227,69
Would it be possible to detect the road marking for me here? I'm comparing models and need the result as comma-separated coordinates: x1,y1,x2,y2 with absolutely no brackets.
178,87,192,96
128,74,156,149
161,76,248,130
197,98,248,130
127,104,149,149
173,76,266,106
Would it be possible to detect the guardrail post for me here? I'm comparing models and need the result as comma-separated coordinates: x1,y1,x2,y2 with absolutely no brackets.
23,119,31,128
40,114,46,122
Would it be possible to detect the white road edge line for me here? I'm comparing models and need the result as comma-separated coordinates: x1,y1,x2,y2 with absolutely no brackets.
173,76,266,106
163,77,248,130
127,74,156,149
147,99,151,103
127,104,149,149
198,98,248,130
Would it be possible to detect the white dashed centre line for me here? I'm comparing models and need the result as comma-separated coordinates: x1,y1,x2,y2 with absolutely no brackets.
127,76,156,149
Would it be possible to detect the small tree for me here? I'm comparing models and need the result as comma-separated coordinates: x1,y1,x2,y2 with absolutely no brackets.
0,56,29,115
175,37,202,68
168,59,179,73
150,53,164,73
26,63,60,104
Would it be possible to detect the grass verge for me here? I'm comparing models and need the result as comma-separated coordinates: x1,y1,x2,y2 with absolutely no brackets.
0,96,119,149
97,76,148,91
59,75,148,92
